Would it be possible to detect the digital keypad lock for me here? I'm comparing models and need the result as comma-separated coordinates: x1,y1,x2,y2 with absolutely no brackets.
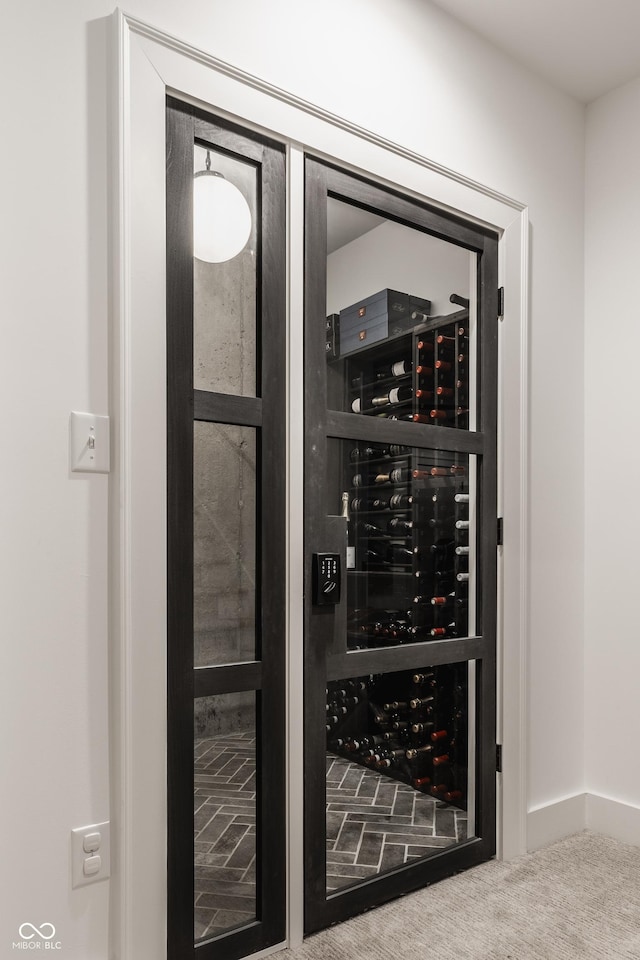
312,553,341,606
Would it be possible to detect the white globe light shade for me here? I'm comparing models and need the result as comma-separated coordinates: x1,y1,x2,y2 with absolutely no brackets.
193,173,252,263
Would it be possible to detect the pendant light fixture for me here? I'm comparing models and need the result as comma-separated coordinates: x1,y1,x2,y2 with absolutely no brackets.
193,150,252,263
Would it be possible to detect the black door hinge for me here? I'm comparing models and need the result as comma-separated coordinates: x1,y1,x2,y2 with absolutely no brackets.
498,286,504,319
497,517,503,546
496,744,503,773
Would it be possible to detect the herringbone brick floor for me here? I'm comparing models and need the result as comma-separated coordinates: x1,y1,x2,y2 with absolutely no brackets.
193,734,468,939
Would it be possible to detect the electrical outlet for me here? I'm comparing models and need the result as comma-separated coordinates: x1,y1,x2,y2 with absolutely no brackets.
71,821,110,888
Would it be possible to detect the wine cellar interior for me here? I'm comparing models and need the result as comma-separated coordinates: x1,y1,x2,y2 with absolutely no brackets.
321,227,477,887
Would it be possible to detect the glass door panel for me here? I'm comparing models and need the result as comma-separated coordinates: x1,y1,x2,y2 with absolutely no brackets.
304,157,498,935
167,99,286,960
195,692,258,940
325,661,474,895
326,197,477,433
326,439,476,648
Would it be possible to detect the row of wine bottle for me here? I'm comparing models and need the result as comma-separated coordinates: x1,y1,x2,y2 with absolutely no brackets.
349,327,469,387
325,667,467,803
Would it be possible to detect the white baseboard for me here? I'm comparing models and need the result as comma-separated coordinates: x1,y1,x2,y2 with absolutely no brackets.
586,792,640,846
526,791,640,852
526,793,586,851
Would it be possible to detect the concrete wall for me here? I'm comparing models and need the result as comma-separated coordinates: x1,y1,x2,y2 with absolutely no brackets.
1,0,586,955
193,146,258,728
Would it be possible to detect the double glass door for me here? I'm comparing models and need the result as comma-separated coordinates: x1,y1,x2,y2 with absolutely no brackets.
166,100,499,958
303,159,498,933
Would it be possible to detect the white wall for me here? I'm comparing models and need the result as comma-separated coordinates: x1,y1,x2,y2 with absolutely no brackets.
327,221,470,317
585,79,640,812
1,0,585,956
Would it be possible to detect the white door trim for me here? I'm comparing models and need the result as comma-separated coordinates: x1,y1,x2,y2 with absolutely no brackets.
111,10,529,958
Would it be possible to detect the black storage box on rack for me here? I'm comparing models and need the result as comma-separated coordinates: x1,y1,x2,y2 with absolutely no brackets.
337,288,432,358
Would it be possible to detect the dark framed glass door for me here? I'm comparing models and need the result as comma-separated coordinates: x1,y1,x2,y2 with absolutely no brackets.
166,99,286,960
304,158,499,934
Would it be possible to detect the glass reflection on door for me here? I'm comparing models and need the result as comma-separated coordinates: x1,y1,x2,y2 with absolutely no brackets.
193,143,258,398
194,693,258,940
325,663,473,893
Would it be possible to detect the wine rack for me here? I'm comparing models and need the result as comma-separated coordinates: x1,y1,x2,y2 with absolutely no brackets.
329,299,473,650
326,664,468,809
346,307,469,429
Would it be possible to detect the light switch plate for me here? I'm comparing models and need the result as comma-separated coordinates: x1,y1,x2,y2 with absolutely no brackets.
71,821,110,888
70,412,110,473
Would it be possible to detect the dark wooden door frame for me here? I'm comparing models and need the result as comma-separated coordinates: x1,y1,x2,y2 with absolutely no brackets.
166,97,287,960
303,156,499,934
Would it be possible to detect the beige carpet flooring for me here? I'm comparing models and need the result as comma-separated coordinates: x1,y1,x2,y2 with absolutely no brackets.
287,832,640,960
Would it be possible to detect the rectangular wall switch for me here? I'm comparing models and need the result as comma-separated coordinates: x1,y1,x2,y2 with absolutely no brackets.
71,821,110,888
70,412,110,473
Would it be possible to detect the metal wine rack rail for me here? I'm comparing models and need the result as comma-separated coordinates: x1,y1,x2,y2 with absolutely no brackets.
325,665,468,809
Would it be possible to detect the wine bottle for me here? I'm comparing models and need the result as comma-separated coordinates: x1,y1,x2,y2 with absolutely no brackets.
437,334,456,345
390,719,411,731
350,445,379,461
388,444,411,457
405,744,434,760
412,673,435,684
363,546,388,565
411,721,435,734
389,545,414,564
383,700,408,711
435,359,452,372
436,386,454,397
430,729,448,742
351,398,362,413
375,359,413,379
415,388,433,399
358,521,384,535
388,516,413,532
455,520,470,530
430,625,458,638
431,592,456,606
413,775,432,788
412,312,431,324
371,385,413,407
444,790,463,802
456,572,469,582
430,409,455,420
389,466,411,483
389,493,413,509
455,545,470,555
415,364,433,375
432,753,450,767
454,493,469,503
409,696,435,709
417,339,434,352
352,471,393,486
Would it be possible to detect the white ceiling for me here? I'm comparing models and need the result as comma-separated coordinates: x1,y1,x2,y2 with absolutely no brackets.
429,0,640,102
